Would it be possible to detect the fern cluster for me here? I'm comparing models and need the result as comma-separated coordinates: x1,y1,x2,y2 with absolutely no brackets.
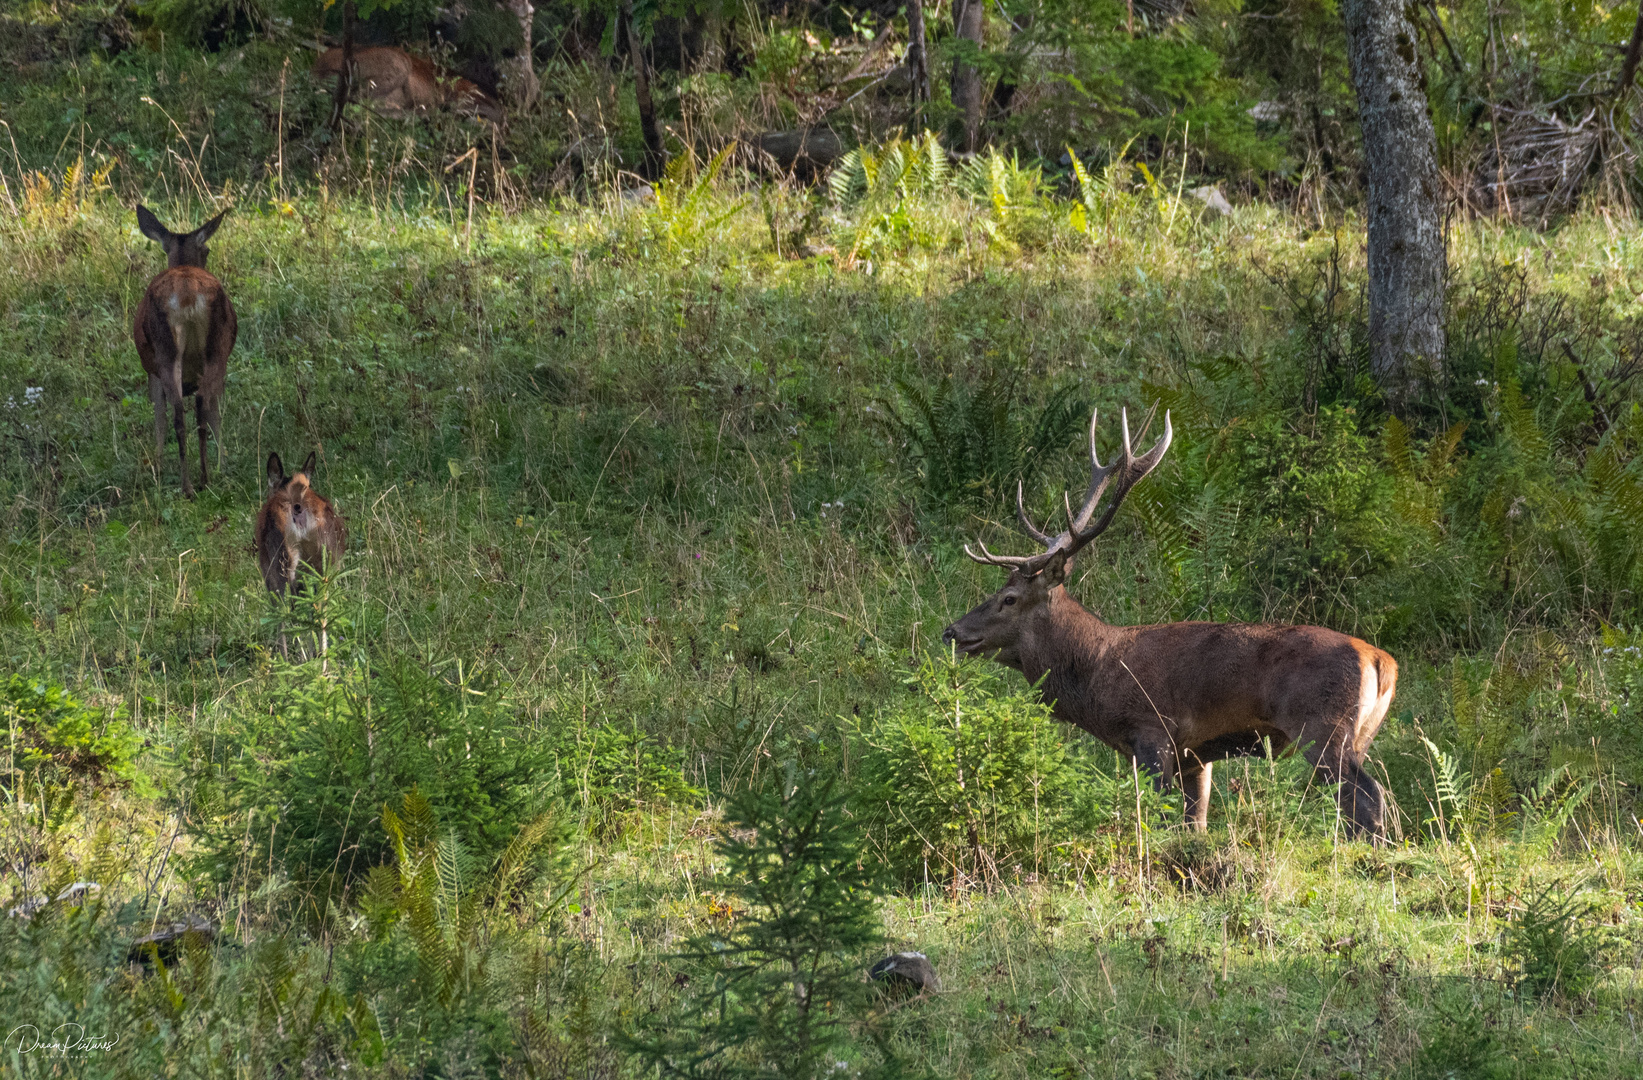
882,370,1087,509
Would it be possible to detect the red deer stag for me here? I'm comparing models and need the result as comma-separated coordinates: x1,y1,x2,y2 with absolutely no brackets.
941,407,1396,841
133,205,237,498
312,46,504,124
256,452,347,595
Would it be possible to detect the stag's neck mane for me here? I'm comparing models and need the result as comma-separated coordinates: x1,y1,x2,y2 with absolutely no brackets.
1017,584,1128,706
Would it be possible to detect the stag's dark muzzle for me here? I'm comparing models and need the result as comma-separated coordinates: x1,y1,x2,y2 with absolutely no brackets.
940,622,981,654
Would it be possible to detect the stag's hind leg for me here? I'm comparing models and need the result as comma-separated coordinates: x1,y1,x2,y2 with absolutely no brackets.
1298,738,1386,843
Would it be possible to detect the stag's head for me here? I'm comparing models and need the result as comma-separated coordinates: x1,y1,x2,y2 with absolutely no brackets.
942,406,1172,669
137,205,228,270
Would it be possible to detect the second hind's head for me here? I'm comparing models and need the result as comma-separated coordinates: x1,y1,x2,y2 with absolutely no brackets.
264,451,330,542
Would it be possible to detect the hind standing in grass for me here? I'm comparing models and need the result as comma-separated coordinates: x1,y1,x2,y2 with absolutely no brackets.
132,205,237,497
256,452,347,594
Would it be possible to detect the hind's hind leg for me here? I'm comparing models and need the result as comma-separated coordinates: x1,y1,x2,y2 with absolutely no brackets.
1300,738,1385,843
195,396,211,487
172,399,195,498
150,375,167,452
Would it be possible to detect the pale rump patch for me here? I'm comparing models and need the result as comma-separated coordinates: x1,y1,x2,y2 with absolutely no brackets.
1354,656,1395,757
165,295,213,365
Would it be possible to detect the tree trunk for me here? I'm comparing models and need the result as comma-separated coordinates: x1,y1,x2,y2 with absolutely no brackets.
623,2,666,178
1341,0,1446,401
1618,0,1643,98
501,0,539,110
950,0,984,153
327,0,356,135
905,0,930,106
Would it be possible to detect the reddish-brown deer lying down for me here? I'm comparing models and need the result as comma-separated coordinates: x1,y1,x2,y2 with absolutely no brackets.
132,205,237,498
256,452,347,594
941,407,1397,841
312,46,504,124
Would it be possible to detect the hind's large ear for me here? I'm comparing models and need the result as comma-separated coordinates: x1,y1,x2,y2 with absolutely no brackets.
266,452,286,488
136,205,172,247
190,208,229,245
300,451,317,476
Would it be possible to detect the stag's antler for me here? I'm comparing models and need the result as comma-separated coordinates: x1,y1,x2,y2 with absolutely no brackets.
964,405,1173,576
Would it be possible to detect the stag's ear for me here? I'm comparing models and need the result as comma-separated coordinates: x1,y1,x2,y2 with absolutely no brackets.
135,205,173,247
266,452,286,489
1042,550,1072,586
300,451,317,476
189,208,229,245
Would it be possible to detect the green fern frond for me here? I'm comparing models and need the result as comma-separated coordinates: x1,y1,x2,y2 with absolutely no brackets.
1067,146,1097,214
399,786,438,847
828,149,866,205
1384,416,1416,478
1429,421,1469,477
1499,380,1549,460
1420,734,1473,842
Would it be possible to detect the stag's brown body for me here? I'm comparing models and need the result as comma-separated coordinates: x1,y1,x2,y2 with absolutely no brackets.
256,452,347,594
313,47,503,123
132,206,237,497
943,408,1396,839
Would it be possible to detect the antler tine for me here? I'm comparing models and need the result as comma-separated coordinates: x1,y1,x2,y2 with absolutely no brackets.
1061,408,1173,558
1015,479,1055,546
963,405,1171,578
1065,407,1122,537
964,540,1047,570
1087,407,1106,470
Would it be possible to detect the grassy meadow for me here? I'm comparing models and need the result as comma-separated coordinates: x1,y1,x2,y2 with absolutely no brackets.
4,156,1643,1077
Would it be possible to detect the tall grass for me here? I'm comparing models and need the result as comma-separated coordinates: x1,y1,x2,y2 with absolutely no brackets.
1,149,1642,1074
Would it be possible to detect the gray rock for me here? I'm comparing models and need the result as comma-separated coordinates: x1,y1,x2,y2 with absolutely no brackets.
748,128,845,183
870,951,941,993
1189,185,1234,220
129,914,216,965
7,881,101,919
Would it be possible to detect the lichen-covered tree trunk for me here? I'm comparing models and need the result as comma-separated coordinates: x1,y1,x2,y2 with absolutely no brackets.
951,0,984,153
906,0,930,106
1340,0,1446,401
501,0,539,109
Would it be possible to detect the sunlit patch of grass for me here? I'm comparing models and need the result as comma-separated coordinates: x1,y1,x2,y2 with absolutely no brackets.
2,188,1643,1074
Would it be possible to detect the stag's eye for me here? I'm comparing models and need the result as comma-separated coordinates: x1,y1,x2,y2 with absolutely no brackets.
1003,595,1016,607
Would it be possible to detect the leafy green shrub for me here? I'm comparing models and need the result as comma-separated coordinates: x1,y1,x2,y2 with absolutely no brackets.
1414,995,1513,1080
555,721,701,836
853,652,1112,887
630,775,882,1080
1220,405,1401,600
883,371,1088,509
190,656,553,901
1,676,147,793
1501,880,1607,998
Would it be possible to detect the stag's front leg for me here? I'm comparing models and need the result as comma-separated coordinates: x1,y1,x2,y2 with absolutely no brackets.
1180,761,1212,831
1130,731,1176,792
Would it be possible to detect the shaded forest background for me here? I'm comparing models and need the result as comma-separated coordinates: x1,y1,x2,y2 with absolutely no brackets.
8,0,1643,220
